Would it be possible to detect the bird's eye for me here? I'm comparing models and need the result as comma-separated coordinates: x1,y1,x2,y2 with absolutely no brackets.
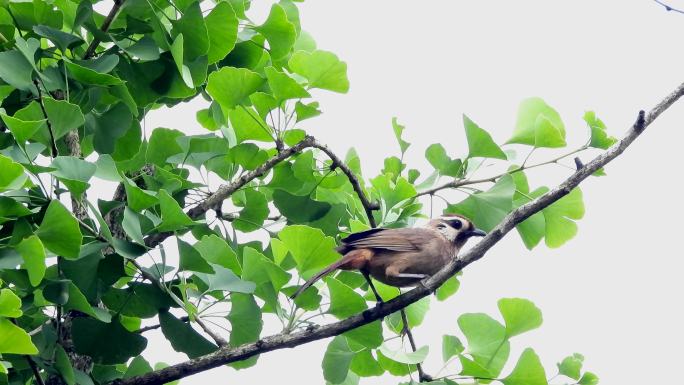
451,220,462,229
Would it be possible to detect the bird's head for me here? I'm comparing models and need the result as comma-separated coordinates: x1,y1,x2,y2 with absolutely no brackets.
427,214,487,245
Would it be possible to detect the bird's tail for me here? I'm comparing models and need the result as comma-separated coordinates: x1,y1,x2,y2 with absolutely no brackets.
290,251,365,299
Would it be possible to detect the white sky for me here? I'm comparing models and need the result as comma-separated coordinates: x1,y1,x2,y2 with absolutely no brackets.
132,1,684,384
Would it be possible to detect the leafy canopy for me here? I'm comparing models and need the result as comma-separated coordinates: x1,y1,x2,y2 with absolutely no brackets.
0,0,609,384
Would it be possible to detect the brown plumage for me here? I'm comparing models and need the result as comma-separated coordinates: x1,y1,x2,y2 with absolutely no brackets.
290,214,486,300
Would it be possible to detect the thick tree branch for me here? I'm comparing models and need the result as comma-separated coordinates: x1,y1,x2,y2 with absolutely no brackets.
84,0,126,59
113,79,684,385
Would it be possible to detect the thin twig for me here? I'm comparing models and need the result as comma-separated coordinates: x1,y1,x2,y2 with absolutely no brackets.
653,0,684,14
136,316,190,334
415,145,587,197
84,0,127,59
310,141,380,227
112,79,684,385
33,80,58,157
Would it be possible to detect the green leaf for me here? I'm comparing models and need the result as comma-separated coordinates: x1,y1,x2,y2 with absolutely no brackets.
157,189,195,232
205,1,238,64
498,298,543,337
578,372,599,385
0,197,34,223
50,156,97,198
194,264,255,294
43,97,85,140
584,111,616,149
322,336,355,384
278,225,340,278
350,348,385,377
46,281,111,322
0,289,22,318
435,275,460,301
459,354,493,378
289,50,349,93
442,335,465,362
72,317,147,364
502,348,547,385
147,127,184,166
264,66,310,103
227,106,273,143
177,239,214,273
16,235,46,286
508,97,566,148
33,25,84,52
227,293,262,368
272,190,332,223
534,115,566,148
295,100,321,122
514,184,546,250
207,67,265,111
1,112,46,146
194,234,242,274
425,144,462,177
376,350,415,376
542,187,584,248
0,154,28,191
255,4,296,60
36,200,83,259
464,114,507,159
159,311,217,359
54,345,75,385
0,318,38,354
392,117,410,155
232,189,269,232
558,353,584,380
386,296,429,333
170,2,209,61
344,321,383,349
123,356,152,379
90,103,133,155
170,34,193,88
326,277,367,319
241,247,291,292
123,36,160,61
458,313,510,376
65,60,122,85
447,174,515,232
378,343,429,364
123,179,158,212
0,50,36,91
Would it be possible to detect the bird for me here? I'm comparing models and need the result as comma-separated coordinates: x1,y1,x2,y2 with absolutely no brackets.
290,214,486,301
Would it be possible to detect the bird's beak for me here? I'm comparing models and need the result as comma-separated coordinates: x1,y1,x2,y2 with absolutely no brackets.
468,228,487,237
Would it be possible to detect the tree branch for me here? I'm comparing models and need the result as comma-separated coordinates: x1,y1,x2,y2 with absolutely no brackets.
414,145,587,198
135,316,189,334
653,0,684,14
144,136,381,247
84,0,126,59
113,79,684,385
310,141,380,227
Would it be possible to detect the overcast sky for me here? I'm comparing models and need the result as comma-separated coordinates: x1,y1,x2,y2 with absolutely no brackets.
137,1,684,384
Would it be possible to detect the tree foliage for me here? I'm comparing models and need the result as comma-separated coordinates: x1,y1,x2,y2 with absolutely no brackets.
0,0,649,384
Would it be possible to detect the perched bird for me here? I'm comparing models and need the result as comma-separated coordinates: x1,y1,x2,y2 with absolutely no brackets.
290,214,486,301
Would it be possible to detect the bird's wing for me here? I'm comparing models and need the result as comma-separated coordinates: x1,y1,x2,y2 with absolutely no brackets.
340,228,435,252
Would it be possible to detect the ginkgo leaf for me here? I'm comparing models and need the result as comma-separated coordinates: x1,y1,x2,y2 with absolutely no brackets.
289,50,349,93
464,114,507,159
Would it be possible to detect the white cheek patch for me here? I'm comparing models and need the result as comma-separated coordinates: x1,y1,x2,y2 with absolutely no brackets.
442,228,457,242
